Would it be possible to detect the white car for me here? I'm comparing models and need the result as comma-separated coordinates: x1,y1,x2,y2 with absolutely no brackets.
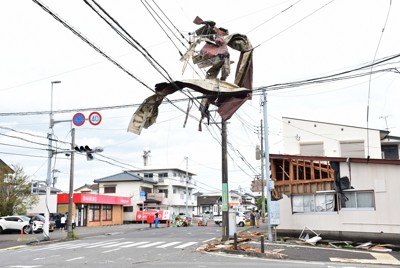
0,215,38,234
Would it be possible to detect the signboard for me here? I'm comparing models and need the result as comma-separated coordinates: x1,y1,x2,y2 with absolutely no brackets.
57,193,131,205
270,201,280,226
72,113,85,126
89,111,102,126
222,183,228,211
135,210,170,221
140,191,146,201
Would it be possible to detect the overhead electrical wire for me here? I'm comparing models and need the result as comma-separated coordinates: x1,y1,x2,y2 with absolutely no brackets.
366,0,392,158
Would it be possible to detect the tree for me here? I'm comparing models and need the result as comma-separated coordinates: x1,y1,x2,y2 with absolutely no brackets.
256,197,267,213
0,164,39,216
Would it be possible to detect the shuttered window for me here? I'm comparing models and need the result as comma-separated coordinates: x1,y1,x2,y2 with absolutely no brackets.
300,142,324,156
340,141,365,158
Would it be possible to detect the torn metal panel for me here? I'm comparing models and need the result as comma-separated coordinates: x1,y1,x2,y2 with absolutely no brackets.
127,94,164,135
156,79,252,121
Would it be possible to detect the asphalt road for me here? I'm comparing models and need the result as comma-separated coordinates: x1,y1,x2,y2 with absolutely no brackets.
1,222,400,267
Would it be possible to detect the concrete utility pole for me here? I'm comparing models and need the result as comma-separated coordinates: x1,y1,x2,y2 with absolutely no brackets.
185,156,189,217
44,80,61,240
261,89,273,241
221,120,229,241
67,128,75,239
260,120,266,223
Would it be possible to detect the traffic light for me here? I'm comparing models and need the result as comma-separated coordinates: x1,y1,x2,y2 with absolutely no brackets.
75,145,94,161
31,180,39,195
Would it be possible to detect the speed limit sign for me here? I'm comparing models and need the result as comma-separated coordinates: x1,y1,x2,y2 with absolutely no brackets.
89,111,102,126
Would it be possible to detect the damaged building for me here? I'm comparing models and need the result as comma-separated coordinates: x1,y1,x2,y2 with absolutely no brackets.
269,117,400,243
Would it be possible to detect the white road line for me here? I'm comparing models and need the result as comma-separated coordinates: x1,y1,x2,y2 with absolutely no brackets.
102,248,121,253
202,238,216,243
85,241,120,248
330,252,400,265
102,242,133,248
137,242,165,248
156,242,181,248
60,243,91,249
120,241,149,248
66,256,84,262
174,242,197,249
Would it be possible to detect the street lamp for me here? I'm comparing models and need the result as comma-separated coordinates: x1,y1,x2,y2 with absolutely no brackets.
44,80,61,240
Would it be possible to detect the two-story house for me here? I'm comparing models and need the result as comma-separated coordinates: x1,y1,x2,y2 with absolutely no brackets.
93,167,198,223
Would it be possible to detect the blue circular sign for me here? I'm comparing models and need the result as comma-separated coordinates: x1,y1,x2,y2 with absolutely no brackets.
72,113,85,126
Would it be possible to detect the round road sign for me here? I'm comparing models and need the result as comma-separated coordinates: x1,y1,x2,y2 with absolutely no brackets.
89,111,102,126
72,113,85,126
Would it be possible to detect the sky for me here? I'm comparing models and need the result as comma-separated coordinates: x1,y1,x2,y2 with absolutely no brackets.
1,0,399,194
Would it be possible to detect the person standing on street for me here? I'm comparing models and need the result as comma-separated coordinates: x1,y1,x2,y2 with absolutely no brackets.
155,211,159,228
255,210,261,228
60,214,66,231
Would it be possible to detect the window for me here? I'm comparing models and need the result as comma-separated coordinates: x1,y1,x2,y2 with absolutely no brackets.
89,205,100,222
158,189,168,198
340,141,365,158
144,173,153,178
173,188,177,194
102,205,112,221
292,193,335,213
104,185,116,193
123,206,133,212
300,142,324,156
341,190,374,209
158,172,168,178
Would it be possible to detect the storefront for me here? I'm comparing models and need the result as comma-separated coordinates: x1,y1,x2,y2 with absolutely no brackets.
57,193,131,227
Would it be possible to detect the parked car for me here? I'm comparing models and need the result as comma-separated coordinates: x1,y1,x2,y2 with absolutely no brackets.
0,215,34,234
26,214,55,232
213,211,246,227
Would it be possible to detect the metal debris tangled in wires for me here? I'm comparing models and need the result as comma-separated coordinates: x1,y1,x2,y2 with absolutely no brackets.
128,16,254,135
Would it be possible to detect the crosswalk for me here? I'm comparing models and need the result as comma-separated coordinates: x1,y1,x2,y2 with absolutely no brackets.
28,239,198,252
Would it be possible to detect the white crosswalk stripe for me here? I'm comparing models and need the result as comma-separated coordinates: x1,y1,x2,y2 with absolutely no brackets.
102,241,133,248
137,241,165,248
156,242,181,248
174,242,198,248
120,241,149,248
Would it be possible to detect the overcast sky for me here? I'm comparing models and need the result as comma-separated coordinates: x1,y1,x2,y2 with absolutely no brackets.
1,0,399,194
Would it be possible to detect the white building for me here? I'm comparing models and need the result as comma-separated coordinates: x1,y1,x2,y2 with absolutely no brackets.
270,117,400,243
282,117,399,159
93,167,197,222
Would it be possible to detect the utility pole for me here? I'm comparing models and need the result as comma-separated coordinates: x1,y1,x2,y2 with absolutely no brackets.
44,80,61,240
185,156,189,217
67,128,75,239
260,119,266,223
262,89,273,241
221,120,229,241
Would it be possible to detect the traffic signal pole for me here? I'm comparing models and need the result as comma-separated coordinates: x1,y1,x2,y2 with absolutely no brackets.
67,128,75,239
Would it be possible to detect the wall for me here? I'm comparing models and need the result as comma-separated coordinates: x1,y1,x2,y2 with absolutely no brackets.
282,118,382,158
276,162,400,242
28,194,58,214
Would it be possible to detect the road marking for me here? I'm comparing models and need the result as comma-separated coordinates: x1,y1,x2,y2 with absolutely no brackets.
102,248,121,253
156,242,181,248
120,241,149,248
85,241,120,248
66,256,84,262
102,242,133,248
137,242,165,248
330,252,400,265
202,238,216,243
174,242,197,248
